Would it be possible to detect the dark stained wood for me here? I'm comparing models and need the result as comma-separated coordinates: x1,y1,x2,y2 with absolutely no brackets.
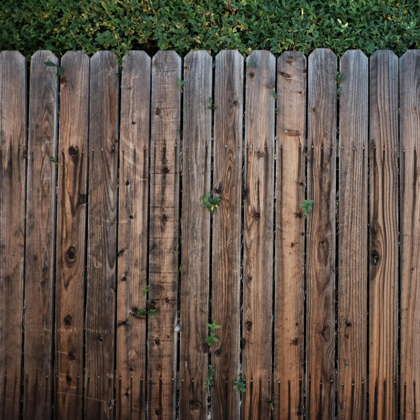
54,51,89,420
369,50,399,420
274,51,306,419
242,50,275,420
211,50,243,420
23,50,59,420
399,50,420,420
338,50,368,420
116,51,151,420
179,50,212,420
85,51,119,420
306,48,337,420
148,51,181,420
0,51,27,419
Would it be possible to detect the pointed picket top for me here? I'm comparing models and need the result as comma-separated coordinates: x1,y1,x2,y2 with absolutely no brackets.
215,49,244,61
400,48,420,66
371,49,398,61
152,50,181,73
122,50,151,66
61,50,89,65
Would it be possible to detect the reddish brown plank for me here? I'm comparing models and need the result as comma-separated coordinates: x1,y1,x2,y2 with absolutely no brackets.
306,48,337,419
179,50,212,419
242,50,275,420
0,51,27,419
399,50,420,419
148,51,181,420
211,50,243,420
368,50,398,420
116,51,151,420
338,50,368,420
54,51,89,420
85,51,119,420
274,51,306,419
23,50,59,420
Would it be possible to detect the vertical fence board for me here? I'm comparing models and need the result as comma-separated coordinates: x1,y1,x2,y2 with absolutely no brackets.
369,50,398,420
306,48,337,419
85,51,119,420
0,51,27,419
399,50,420,419
338,50,368,419
116,51,151,420
148,51,181,420
211,50,243,420
54,51,89,420
242,50,275,420
274,51,306,419
23,50,58,420
179,51,212,419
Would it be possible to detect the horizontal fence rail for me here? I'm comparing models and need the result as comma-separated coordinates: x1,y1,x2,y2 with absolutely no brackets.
1,48,420,420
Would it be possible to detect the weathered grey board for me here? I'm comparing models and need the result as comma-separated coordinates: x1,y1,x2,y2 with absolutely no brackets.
369,50,399,420
338,50,368,420
85,51,119,420
306,48,337,419
274,51,306,419
211,50,243,420
148,51,181,420
23,50,58,420
54,51,89,420
116,51,151,420
0,51,27,420
399,50,420,419
179,50,212,420
242,50,275,420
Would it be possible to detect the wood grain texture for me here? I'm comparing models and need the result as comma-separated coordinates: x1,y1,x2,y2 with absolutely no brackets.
399,50,420,419
54,51,89,420
369,50,399,420
211,50,243,420
0,51,27,420
338,50,368,420
85,51,119,420
23,50,58,420
148,51,181,420
242,50,275,420
179,50,212,420
274,51,306,419
306,48,337,420
116,51,151,420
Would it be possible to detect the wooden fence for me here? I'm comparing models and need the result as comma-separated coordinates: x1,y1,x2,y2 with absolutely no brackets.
0,48,420,419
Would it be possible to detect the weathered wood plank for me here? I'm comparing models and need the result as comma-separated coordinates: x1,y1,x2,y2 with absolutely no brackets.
211,50,243,420
306,48,337,419
274,51,306,419
23,50,58,420
179,50,212,420
148,51,181,420
0,51,27,420
54,51,89,420
368,50,399,420
116,51,151,420
242,50,275,420
399,50,420,419
338,50,368,420
85,51,119,420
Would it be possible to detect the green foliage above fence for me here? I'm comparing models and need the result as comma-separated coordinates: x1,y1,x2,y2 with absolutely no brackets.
1,0,419,61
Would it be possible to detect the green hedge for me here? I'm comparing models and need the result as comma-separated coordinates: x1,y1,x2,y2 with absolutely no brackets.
1,0,419,61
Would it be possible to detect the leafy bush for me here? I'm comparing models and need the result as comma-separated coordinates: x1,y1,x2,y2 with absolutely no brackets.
1,0,419,61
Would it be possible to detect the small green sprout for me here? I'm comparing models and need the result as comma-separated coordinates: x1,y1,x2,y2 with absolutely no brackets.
44,61,64,77
247,61,256,67
136,307,157,317
233,373,246,394
200,192,220,215
208,97,217,110
272,90,278,100
50,156,58,167
205,320,221,347
142,285,150,296
299,199,314,218
205,365,215,393
175,78,184,92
